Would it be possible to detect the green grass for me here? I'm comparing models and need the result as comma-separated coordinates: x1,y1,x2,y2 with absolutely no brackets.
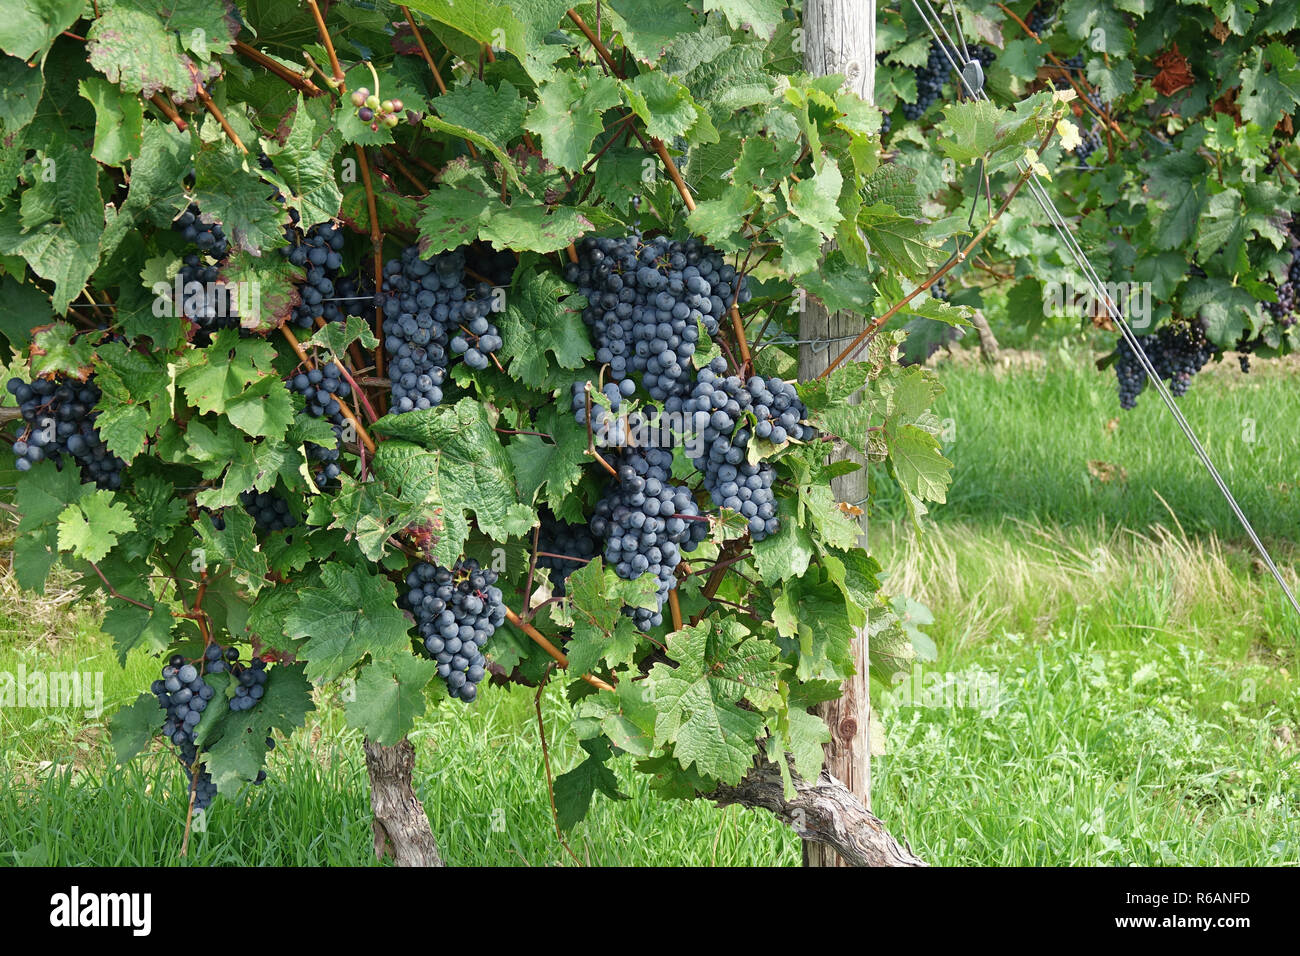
873,348,1300,542
1,352,1296,866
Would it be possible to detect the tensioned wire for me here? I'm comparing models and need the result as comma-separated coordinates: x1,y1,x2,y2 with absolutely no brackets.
890,0,1300,619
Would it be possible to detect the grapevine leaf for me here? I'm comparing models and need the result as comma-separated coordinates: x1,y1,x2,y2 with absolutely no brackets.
497,266,592,387
57,490,135,564
108,693,160,765
623,72,699,142
345,653,437,745
0,143,103,315
524,70,622,172
102,600,175,666
13,462,84,592
284,563,413,684
554,737,628,830
0,0,83,60
648,619,781,784
77,77,145,167
702,0,784,38
372,399,526,553
206,663,314,795
479,203,594,255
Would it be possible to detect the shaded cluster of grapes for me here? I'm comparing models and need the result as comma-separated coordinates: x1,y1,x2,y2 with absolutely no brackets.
904,41,952,120
379,246,503,413
173,203,229,258
240,490,297,531
282,222,347,330
1074,126,1103,163
589,446,708,631
6,374,125,489
1265,217,1300,327
536,508,599,598
464,243,517,288
1027,6,1055,36
1114,322,1217,409
173,204,238,345
151,646,271,810
288,362,351,487
564,232,749,409
683,358,813,539
403,558,504,702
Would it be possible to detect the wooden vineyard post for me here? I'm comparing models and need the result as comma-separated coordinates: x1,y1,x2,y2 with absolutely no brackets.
798,0,877,868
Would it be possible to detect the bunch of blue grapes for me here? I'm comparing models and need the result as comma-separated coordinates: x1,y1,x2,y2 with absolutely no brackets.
173,203,229,258
904,41,951,120
564,233,749,409
282,222,347,330
683,358,814,539
152,646,271,809
172,204,239,345
379,246,504,413
1074,126,1103,163
6,374,125,489
1026,5,1055,36
288,362,351,487
589,446,708,631
1266,218,1300,327
403,558,504,702
1113,322,1217,409
571,380,636,447
240,490,297,531
536,508,599,598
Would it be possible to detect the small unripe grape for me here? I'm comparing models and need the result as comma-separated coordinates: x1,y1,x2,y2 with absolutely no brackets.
358,106,374,122
381,99,395,113
383,113,400,128
350,90,366,107
365,94,380,110
390,98,403,112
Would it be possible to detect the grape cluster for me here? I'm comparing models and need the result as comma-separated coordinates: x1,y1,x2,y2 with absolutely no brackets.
536,509,599,598
1114,322,1217,409
240,490,297,531
1027,6,1055,36
172,203,239,345
1265,217,1300,328
564,233,749,409
403,558,505,702
173,204,229,259
288,362,351,487
6,374,126,489
1074,126,1103,163
904,41,951,120
571,379,636,447
282,222,347,330
589,446,708,631
683,358,813,539
379,246,503,413
151,646,272,810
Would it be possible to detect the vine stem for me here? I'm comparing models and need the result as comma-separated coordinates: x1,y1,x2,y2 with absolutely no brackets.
88,561,155,610
400,5,480,159
534,667,583,865
281,326,378,452
306,0,345,86
353,146,387,402
503,608,615,692
191,72,247,154
233,41,323,97
819,124,1059,379
567,10,621,75
994,2,1129,145
149,94,187,132
667,588,683,631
